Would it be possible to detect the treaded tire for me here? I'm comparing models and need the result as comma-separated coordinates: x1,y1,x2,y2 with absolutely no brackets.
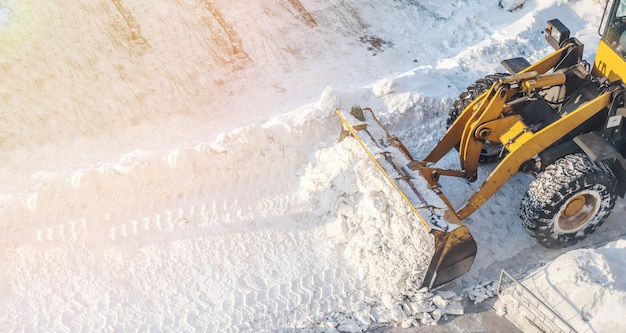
519,153,617,249
447,73,509,163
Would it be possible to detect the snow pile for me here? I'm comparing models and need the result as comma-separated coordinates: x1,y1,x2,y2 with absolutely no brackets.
302,139,436,294
540,240,626,331
465,280,498,305
496,240,626,333
303,286,466,332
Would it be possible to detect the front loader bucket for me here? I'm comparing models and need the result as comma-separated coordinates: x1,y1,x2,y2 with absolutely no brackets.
423,226,477,289
335,107,477,289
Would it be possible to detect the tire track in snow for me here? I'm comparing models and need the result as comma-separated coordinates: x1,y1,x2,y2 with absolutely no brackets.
19,167,305,250
2,108,328,245
197,0,250,67
205,268,364,332
285,0,317,27
314,2,368,37
108,0,149,49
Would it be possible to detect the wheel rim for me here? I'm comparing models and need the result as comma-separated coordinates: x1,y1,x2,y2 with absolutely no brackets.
556,190,601,232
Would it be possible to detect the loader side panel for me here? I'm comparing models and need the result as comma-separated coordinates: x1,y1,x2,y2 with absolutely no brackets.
594,40,626,82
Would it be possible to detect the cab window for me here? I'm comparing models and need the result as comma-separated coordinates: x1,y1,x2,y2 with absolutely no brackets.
605,0,626,56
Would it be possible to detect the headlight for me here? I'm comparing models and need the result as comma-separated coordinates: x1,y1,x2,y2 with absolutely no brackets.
545,19,570,50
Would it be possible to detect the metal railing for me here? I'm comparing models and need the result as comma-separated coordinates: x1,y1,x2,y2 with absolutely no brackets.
497,269,578,333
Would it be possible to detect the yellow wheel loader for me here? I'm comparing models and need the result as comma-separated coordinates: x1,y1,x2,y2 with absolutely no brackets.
336,0,626,289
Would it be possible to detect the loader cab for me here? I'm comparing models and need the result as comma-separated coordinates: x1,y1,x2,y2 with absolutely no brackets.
594,0,626,82
595,0,626,151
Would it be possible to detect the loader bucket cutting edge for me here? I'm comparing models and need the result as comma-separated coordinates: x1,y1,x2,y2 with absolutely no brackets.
335,108,477,289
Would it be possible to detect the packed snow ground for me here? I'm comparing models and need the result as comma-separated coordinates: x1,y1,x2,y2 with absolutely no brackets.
1,0,625,332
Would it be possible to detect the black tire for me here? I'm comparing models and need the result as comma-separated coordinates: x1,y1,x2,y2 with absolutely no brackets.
447,73,509,163
519,153,617,249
